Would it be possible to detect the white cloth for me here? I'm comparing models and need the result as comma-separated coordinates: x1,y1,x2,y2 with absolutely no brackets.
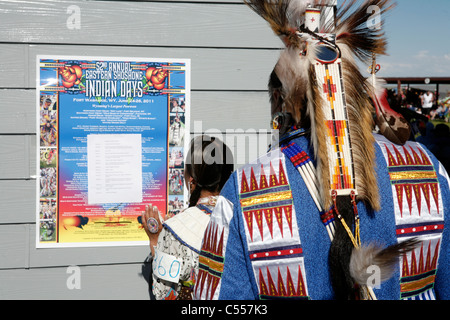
423,92,433,109
163,205,211,252
152,205,212,300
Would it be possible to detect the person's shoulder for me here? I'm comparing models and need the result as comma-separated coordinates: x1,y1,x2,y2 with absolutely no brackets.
163,206,210,252
165,206,203,224
373,132,444,168
238,147,284,173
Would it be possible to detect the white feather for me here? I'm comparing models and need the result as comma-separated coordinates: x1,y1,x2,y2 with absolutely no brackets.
275,44,317,95
287,0,315,28
349,243,396,286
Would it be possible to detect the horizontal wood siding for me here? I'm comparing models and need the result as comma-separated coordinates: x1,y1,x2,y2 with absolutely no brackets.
0,44,280,90
0,0,279,48
0,0,279,299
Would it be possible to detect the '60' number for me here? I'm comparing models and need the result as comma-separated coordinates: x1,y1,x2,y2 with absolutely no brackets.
153,249,181,283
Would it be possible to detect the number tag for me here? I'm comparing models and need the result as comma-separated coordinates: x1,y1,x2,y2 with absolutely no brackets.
153,248,182,284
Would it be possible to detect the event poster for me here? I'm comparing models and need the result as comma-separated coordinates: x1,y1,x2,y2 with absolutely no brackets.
37,55,190,248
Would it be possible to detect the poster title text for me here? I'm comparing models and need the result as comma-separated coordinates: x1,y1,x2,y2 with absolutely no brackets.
85,62,144,99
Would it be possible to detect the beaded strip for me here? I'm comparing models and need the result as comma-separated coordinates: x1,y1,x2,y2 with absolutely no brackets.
280,141,336,239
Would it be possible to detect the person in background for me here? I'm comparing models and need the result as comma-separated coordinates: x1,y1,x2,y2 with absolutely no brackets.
427,124,450,174
142,135,233,300
422,90,434,116
430,102,448,121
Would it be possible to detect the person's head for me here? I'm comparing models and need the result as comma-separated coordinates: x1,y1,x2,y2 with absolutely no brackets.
268,58,310,129
44,98,52,109
184,135,234,207
268,69,283,116
435,123,450,137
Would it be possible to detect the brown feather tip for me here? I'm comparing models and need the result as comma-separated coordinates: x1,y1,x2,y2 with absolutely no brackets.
349,238,421,287
335,0,397,63
243,0,331,47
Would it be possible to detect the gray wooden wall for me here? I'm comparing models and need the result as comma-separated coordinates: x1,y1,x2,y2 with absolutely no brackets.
0,0,281,299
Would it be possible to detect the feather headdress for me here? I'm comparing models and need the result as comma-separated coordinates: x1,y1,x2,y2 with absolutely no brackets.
246,0,400,210
246,0,415,299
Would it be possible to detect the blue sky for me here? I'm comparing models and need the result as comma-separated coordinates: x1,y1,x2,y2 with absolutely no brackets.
377,0,450,78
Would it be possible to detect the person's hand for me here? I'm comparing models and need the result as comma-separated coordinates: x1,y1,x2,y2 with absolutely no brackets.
142,204,163,255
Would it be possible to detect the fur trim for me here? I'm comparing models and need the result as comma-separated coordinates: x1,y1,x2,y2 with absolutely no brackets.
341,56,380,210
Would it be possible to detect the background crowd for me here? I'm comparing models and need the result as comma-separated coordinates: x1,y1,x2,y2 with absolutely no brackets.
386,88,450,174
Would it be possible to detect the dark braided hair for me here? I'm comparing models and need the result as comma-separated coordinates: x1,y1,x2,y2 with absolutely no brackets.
185,135,234,207
328,196,359,299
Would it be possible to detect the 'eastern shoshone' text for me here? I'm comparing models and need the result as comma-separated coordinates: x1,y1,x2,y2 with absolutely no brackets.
84,62,144,99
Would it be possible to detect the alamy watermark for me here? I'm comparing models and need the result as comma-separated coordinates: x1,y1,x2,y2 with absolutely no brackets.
188,121,279,167
66,265,81,290
66,5,81,30
367,5,382,30
366,265,382,289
